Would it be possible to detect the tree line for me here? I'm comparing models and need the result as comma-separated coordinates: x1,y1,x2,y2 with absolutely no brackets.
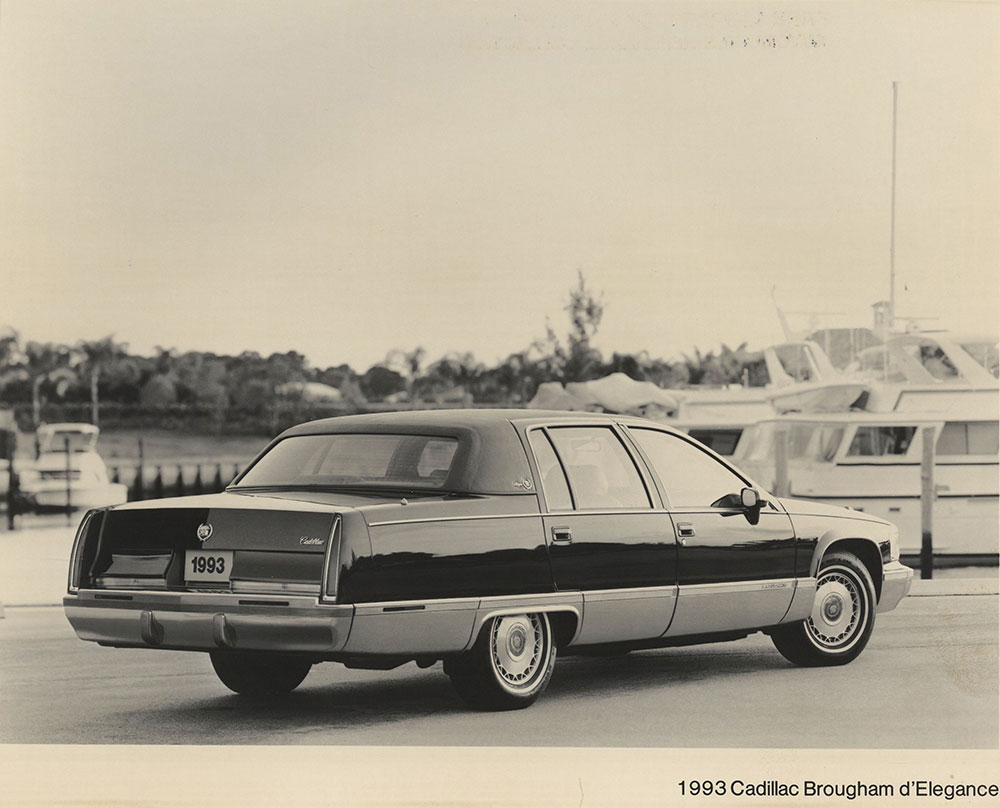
0,274,767,431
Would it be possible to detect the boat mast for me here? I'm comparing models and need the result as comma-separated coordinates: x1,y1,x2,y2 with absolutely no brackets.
889,81,898,332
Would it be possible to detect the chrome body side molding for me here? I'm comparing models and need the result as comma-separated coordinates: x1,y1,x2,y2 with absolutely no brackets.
575,586,677,646
65,574,829,658
665,578,799,637
781,578,819,624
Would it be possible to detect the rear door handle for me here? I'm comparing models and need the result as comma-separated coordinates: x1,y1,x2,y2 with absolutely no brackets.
551,526,573,544
676,522,695,545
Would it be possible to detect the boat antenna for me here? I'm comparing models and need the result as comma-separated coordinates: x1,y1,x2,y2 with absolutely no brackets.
770,286,793,341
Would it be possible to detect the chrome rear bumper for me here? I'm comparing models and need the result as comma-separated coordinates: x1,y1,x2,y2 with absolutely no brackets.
64,590,354,654
877,561,913,613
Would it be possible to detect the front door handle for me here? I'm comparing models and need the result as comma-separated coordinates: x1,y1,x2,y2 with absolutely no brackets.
551,526,573,544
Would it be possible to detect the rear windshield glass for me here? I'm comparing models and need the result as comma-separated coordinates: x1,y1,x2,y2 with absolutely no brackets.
235,434,459,489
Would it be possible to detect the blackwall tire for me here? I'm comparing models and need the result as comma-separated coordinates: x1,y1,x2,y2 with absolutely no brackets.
771,551,877,667
210,651,312,696
445,612,556,710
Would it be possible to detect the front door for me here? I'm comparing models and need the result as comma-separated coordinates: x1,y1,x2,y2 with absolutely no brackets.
626,427,798,637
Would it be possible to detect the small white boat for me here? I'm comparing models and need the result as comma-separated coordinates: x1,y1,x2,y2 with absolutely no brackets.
17,423,128,511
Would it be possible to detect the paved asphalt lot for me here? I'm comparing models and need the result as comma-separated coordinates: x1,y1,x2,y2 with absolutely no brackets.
0,592,997,748
1,523,996,749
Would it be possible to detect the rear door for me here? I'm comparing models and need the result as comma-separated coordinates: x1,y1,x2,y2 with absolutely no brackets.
626,427,798,637
526,424,677,645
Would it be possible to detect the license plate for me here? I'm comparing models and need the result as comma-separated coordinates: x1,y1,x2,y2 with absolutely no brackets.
185,550,234,582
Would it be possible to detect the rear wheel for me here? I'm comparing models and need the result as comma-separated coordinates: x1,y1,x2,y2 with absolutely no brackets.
210,651,312,696
771,551,876,667
445,612,556,710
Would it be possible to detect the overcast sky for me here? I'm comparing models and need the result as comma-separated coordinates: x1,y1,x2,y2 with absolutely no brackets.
2,1,997,372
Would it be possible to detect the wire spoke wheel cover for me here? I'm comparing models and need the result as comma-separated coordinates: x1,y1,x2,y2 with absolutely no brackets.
769,551,877,667
491,614,546,691
445,610,556,709
806,563,869,652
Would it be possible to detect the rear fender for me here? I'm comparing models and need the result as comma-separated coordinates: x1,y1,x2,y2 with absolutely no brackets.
464,596,583,652
331,509,375,604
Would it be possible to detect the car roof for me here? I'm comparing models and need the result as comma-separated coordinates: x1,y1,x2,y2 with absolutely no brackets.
267,409,682,495
280,408,620,432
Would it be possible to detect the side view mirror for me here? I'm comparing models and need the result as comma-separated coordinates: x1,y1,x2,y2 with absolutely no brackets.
740,487,767,510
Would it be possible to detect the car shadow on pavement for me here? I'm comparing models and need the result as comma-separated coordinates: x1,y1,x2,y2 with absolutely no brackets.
107,643,793,744
549,643,792,697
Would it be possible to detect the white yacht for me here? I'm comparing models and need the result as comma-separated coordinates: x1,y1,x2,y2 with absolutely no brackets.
735,402,998,561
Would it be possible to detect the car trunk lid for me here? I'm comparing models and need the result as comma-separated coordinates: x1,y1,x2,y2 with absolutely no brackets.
88,506,337,596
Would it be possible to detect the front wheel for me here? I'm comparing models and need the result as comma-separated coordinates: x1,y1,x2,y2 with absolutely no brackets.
771,551,876,667
210,651,313,696
445,612,556,710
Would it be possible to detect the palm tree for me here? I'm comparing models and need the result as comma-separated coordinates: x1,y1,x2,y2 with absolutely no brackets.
76,336,126,426
0,327,24,394
22,341,77,429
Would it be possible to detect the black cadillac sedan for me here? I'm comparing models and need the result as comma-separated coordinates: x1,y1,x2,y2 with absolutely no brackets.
65,409,912,710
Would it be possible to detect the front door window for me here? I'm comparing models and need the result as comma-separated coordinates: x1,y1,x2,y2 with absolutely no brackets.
628,427,748,508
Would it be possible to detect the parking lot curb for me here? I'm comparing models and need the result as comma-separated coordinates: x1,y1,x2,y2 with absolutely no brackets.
909,578,999,597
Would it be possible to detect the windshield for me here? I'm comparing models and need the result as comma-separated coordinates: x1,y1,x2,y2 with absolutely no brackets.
235,433,459,489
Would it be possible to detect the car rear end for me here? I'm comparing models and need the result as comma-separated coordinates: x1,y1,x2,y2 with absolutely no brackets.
64,499,357,656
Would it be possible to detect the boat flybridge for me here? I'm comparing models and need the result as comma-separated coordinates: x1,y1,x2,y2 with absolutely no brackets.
847,331,998,413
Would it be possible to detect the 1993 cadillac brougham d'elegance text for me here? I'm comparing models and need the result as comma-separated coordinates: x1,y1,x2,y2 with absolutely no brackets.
64,410,913,710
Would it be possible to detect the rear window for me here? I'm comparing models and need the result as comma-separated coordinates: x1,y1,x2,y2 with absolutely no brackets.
235,434,459,489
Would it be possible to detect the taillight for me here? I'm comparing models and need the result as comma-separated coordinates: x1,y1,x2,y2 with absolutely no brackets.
67,509,103,594
320,514,341,603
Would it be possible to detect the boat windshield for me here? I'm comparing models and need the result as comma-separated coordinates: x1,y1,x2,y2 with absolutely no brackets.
960,341,999,379
235,433,459,489
901,340,960,381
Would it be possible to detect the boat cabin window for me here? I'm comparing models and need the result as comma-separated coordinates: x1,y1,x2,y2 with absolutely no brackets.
847,426,917,457
737,423,843,464
787,424,844,462
936,421,1000,456
687,428,743,457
